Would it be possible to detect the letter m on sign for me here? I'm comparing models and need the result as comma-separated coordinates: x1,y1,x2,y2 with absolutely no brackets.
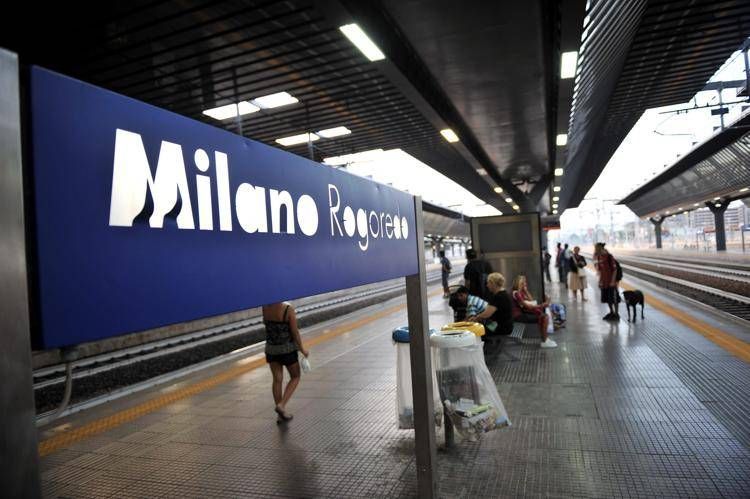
109,129,195,229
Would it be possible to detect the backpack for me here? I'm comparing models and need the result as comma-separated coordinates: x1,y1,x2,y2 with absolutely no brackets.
614,258,623,281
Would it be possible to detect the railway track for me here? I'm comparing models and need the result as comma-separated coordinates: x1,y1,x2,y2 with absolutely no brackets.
583,253,750,323
35,268,455,422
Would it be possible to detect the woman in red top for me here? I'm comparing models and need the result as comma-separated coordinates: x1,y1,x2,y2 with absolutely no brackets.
594,243,619,321
511,275,557,348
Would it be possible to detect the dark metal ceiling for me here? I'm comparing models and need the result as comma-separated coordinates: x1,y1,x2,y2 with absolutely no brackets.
2,0,583,218
620,111,750,218
561,0,750,211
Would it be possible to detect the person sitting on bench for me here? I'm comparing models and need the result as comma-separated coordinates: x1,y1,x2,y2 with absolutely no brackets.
511,275,557,349
466,273,513,336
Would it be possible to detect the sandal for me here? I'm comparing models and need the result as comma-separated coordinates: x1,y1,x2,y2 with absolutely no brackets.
275,406,293,422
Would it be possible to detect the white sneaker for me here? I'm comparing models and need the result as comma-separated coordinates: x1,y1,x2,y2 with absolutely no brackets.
541,338,558,348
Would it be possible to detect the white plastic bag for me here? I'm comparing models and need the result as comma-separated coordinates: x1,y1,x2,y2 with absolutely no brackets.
431,333,510,441
394,340,442,429
299,353,311,372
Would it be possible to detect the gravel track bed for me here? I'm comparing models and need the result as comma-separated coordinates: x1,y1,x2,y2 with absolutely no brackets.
628,261,750,298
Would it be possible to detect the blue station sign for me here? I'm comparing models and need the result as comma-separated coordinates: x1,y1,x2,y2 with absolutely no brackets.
28,67,419,349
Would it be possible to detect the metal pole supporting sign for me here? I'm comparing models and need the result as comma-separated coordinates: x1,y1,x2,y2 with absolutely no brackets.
405,196,438,498
0,48,42,497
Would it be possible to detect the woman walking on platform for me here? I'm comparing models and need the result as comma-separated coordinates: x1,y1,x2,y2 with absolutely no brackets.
263,302,309,422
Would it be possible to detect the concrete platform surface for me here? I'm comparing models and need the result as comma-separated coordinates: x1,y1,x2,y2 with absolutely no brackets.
38,276,750,498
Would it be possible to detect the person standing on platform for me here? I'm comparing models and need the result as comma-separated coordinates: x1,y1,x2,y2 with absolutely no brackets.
464,248,493,299
568,246,588,301
542,247,552,282
555,242,564,283
263,302,309,422
439,249,452,298
594,243,619,321
561,243,571,289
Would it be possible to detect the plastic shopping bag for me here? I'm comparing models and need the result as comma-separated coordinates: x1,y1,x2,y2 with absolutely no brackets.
432,339,510,441
299,353,311,372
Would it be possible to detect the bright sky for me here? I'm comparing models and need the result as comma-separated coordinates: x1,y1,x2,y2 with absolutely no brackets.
325,149,502,217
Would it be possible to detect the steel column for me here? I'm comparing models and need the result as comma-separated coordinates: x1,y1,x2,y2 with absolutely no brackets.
707,200,730,252
405,196,438,498
649,216,663,249
0,48,42,498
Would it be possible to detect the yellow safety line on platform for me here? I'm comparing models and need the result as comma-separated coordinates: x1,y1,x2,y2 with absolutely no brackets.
38,289,442,457
619,280,750,363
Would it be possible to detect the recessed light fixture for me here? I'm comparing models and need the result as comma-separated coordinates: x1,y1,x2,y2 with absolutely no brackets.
494,187,503,193
693,203,700,206
203,101,260,120
275,133,320,147
513,205,520,211
553,210,558,215
665,211,670,214
715,203,721,208
740,187,749,192
478,169,489,176
554,168,564,176
505,197,513,203
561,51,578,79
316,126,351,138
556,134,568,146
552,204,559,209
553,186,561,192
252,91,299,109
552,196,559,202
339,23,385,61
440,128,459,143
713,197,720,200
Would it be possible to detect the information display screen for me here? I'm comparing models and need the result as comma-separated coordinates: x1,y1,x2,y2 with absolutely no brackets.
477,221,534,253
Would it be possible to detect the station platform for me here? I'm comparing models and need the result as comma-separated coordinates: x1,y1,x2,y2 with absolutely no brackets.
38,275,750,498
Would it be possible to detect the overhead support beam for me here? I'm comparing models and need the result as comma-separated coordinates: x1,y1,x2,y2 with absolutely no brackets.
528,177,552,208
706,199,731,252
314,0,530,212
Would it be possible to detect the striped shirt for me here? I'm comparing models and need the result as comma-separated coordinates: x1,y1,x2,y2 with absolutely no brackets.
466,294,488,317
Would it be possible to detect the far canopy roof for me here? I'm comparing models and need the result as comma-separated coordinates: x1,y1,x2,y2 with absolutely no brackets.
619,111,750,218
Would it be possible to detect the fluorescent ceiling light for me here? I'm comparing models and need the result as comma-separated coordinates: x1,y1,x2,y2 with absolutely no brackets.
561,51,578,79
252,91,298,109
323,149,384,165
553,186,561,192
713,197,720,200
440,128,459,143
203,103,239,120
693,203,700,206
203,102,259,120
554,168,564,176
237,101,260,115
317,126,351,138
275,133,319,147
556,133,568,146
741,187,749,192
339,23,385,61
504,197,513,203
552,196,559,202
493,187,503,193
478,170,489,176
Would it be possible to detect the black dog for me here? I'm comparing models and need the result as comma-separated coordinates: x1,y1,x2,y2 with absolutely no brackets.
622,290,645,322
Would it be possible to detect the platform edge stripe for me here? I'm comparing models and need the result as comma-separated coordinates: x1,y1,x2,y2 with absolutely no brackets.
619,280,750,363
37,292,439,457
